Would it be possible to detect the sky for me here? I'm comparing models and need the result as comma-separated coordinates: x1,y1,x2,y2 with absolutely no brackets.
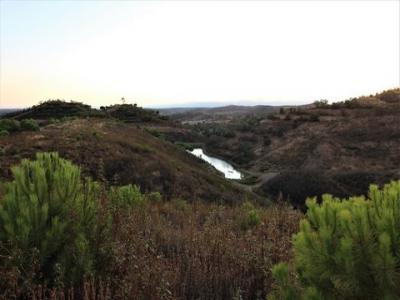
0,0,399,108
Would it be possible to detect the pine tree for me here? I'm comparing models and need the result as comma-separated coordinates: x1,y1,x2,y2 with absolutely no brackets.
270,181,400,300
0,152,103,283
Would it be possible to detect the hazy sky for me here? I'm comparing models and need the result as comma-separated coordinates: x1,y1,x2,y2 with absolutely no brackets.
0,0,399,108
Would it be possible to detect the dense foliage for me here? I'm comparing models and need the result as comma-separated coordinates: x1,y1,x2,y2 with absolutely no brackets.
0,118,39,135
104,104,167,122
20,118,40,131
270,180,400,300
313,88,400,109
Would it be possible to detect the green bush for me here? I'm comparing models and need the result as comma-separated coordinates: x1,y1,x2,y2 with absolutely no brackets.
20,118,40,131
270,181,400,300
145,128,164,139
239,201,261,230
109,184,146,210
0,152,107,283
146,191,162,203
0,129,9,136
314,99,329,108
171,198,188,211
0,118,20,132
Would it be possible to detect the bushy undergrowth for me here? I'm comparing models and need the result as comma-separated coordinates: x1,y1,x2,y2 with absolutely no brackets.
0,118,39,135
20,118,40,131
3,152,396,299
0,153,301,299
270,181,400,300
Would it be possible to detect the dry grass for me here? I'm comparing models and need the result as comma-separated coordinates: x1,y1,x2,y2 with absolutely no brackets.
0,201,302,300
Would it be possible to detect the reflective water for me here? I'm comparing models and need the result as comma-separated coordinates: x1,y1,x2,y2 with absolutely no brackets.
189,148,242,179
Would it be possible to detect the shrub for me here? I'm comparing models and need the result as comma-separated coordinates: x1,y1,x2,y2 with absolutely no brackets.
146,191,162,203
314,99,329,108
0,152,107,284
0,130,9,136
20,118,40,131
263,136,272,146
145,128,164,139
108,184,146,210
239,201,261,230
270,181,400,300
175,141,195,150
309,114,319,122
0,119,20,132
171,197,187,211
233,142,254,164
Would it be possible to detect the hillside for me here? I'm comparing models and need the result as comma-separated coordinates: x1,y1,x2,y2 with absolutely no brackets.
176,89,400,207
2,90,399,207
0,117,252,204
0,109,19,116
3,100,94,120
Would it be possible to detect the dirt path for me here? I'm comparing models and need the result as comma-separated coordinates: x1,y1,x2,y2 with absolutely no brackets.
233,170,279,193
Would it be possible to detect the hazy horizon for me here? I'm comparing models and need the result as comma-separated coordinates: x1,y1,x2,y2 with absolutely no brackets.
1,0,399,109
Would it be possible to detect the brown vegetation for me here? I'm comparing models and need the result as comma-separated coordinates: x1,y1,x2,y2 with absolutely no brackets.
1,200,301,300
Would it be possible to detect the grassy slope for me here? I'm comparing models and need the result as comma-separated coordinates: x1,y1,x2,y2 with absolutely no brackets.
0,118,254,204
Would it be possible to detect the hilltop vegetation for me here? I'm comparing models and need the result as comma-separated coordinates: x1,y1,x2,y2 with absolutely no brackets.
4,100,93,120
103,103,167,123
3,99,168,123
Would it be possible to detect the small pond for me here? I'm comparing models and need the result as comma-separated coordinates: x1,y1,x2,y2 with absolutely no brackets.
188,148,242,180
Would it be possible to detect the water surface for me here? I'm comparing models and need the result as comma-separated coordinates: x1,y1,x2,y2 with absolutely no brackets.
189,148,242,179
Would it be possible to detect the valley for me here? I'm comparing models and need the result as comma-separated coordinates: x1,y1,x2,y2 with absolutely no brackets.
1,89,399,299
2,89,399,208
164,89,400,208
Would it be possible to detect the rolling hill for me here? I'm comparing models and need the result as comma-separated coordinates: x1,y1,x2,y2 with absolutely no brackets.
0,116,252,204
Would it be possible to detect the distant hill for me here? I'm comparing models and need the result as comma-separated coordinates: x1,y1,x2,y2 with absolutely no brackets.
157,107,206,116
0,109,20,116
3,100,94,120
2,100,169,123
161,104,287,123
